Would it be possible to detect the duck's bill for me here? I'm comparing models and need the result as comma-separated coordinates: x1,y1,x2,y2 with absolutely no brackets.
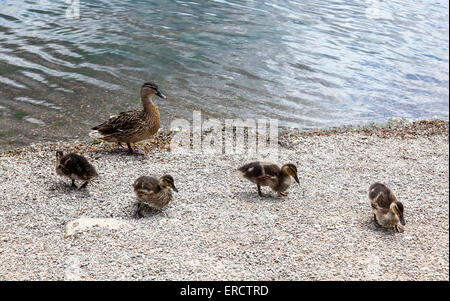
294,174,300,184
172,186,179,192
400,217,406,226
395,224,405,233
156,91,166,99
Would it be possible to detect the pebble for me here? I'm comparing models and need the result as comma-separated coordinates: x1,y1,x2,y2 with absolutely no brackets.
0,121,448,280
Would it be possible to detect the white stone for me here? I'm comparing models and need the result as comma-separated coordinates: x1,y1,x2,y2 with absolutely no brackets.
65,218,132,238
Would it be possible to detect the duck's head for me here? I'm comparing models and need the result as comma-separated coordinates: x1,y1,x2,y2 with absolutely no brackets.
141,82,166,100
390,201,405,227
159,174,178,192
56,150,64,161
281,163,300,184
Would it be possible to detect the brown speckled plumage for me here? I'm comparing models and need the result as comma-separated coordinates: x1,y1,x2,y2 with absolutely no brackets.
90,82,165,154
132,175,178,218
55,151,98,189
369,182,405,232
235,161,299,197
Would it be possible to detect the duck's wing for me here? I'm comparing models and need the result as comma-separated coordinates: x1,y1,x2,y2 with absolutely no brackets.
237,162,263,178
133,176,161,193
261,163,280,177
256,163,280,182
60,154,83,175
61,154,97,179
370,191,390,211
92,110,142,135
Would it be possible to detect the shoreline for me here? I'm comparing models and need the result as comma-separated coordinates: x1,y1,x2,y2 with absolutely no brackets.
0,118,448,280
1,118,448,155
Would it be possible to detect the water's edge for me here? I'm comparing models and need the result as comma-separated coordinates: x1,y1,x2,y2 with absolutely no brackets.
1,118,447,154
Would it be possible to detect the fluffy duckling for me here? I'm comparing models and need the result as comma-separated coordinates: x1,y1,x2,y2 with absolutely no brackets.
133,174,178,218
369,182,405,232
90,82,166,154
234,162,299,197
55,151,98,189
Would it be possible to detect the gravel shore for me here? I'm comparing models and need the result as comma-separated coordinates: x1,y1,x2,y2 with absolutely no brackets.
0,120,448,280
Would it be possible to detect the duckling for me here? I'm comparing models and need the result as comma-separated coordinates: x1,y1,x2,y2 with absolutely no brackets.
55,151,98,189
369,182,405,232
234,162,299,197
132,174,178,218
90,82,166,154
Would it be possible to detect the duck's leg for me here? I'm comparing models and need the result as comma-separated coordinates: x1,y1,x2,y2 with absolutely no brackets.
133,203,144,219
79,181,89,190
127,143,134,154
71,179,77,188
395,225,404,233
257,184,265,197
373,214,381,228
127,143,145,155
118,142,126,150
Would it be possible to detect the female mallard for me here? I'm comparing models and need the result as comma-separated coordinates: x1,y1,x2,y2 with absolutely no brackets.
369,182,406,232
132,174,178,218
90,82,166,154
234,162,299,197
55,151,98,189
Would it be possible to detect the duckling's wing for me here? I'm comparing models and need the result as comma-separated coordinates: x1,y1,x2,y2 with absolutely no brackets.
254,164,279,182
133,176,161,193
261,163,281,177
371,191,390,210
237,162,264,178
62,154,97,179
92,110,142,135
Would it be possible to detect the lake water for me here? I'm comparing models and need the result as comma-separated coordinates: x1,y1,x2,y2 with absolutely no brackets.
0,0,448,149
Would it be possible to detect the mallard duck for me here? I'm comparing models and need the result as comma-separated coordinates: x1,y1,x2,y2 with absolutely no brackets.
90,82,166,154
234,162,299,197
369,182,405,232
132,174,178,218
55,151,98,189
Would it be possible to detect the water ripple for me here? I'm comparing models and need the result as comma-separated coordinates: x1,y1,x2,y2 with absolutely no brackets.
0,0,448,149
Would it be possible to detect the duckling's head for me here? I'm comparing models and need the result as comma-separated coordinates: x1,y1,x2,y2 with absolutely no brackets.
390,201,405,226
56,150,64,162
141,82,166,101
159,174,178,192
281,164,300,184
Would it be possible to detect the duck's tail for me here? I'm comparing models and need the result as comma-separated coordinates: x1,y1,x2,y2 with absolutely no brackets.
231,169,245,178
89,130,105,139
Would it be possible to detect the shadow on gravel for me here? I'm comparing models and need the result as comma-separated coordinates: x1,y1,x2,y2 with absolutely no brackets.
47,182,92,198
364,217,398,235
130,202,165,219
234,191,285,203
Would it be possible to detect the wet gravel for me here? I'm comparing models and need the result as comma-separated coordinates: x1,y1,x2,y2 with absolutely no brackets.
0,121,448,280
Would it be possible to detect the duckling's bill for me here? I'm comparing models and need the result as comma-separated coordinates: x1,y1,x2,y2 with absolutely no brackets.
396,224,405,233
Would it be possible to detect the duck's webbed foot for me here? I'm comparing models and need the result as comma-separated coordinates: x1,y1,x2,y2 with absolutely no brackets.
278,191,289,197
373,214,381,228
127,143,145,155
79,181,89,190
257,184,266,198
395,225,405,233
133,203,144,219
